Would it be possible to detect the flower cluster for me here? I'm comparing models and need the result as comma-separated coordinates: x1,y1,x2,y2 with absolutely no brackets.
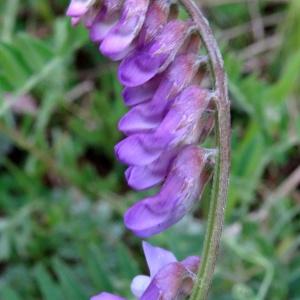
66,0,218,299
67,0,215,238
91,242,200,300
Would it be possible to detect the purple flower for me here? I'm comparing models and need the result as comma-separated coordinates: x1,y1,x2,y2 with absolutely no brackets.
67,0,99,26
121,36,202,108
118,54,204,134
125,149,176,190
91,292,125,300
118,20,194,87
115,86,213,166
66,0,96,19
100,0,150,60
91,242,200,300
124,146,215,237
89,2,123,43
137,0,171,46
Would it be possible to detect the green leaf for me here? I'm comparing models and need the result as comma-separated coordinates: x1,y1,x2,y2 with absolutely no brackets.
82,244,114,292
15,33,54,73
34,264,64,300
116,243,140,280
52,257,89,300
0,43,30,89
0,287,22,300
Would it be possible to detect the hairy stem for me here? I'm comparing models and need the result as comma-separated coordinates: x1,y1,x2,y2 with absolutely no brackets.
179,1,231,299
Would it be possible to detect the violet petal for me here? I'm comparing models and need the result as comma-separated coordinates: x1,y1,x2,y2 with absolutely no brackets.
90,292,125,300
90,9,120,43
66,0,96,17
141,262,191,300
142,241,177,277
181,256,200,275
138,0,171,45
123,87,213,187
125,149,175,190
124,146,214,237
100,0,149,60
118,20,193,87
118,54,201,134
122,76,161,107
119,87,211,166
130,275,151,298
114,134,162,166
89,1,125,42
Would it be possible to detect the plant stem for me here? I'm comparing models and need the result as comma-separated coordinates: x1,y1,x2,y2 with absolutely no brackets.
179,1,231,299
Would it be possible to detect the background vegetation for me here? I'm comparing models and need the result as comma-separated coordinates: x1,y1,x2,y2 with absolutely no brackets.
0,0,299,299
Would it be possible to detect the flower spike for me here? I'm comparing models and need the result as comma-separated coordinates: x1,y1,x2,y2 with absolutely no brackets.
67,1,231,298
66,0,226,240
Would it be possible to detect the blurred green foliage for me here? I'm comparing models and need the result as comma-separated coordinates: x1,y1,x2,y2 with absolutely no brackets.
0,0,299,299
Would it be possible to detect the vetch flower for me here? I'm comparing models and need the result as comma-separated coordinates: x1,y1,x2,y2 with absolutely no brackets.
89,1,123,43
125,146,215,237
91,293,125,300
66,0,96,19
100,0,150,60
91,242,200,300
118,54,205,134
137,0,172,46
123,86,215,191
115,86,213,166
67,0,99,26
118,20,195,87
125,149,177,190
121,35,202,108
122,75,162,107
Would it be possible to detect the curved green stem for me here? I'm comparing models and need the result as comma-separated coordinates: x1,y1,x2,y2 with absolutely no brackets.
179,1,231,299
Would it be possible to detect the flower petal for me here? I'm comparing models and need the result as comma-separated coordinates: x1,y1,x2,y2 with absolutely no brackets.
125,166,161,190
66,0,96,17
139,280,161,300
119,87,212,167
181,256,200,274
158,86,212,145
124,146,214,237
118,54,202,134
141,262,193,300
67,0,99,27
84,6,102,28
118,101,166,134
122,76,161,107
138,0,171,45
71,16,81,26
125,149,176,190
130,275,151,298
100,0,149,60
91,292,125,300
114,134,161,166
119,20,193,87
89,1,126,42
142,241,177,277
90,9,120,43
